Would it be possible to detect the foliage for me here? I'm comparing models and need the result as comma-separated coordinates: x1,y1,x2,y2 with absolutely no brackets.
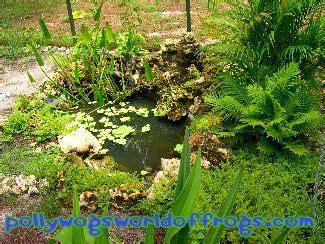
0,28,43,60
189,112,222,134
211,0,324,80
0,146,60,178
53,191,110,244
139,148,318,242
1,96,76,143
204,63,323,155
143,129,244,243
33,3,149,105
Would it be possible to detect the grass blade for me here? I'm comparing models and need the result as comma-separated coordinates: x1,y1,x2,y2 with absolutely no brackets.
94,0,104,21
72,191,85,244
144,224,154,244
27,71,36,83
174,129,190,198
204,167,244,243
272,227,289,243
163,149,202,244
29,43,44,66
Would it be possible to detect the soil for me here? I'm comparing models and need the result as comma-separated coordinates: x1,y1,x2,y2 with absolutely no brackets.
0,56,54,122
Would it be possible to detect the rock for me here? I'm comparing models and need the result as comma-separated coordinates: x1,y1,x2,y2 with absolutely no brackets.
145,32,212,121
0,174,48,196
58,127,102,154
190,133,230,165
79,191,99,211
28,186,39,195
109,182,147,202
161,158,180,178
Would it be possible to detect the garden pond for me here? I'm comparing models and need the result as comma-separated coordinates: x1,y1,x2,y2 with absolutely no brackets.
75,96,188,171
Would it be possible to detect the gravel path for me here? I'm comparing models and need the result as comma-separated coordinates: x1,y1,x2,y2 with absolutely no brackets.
0,57,54,122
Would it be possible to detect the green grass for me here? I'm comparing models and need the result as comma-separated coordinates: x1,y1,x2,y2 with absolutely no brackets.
0,0,59,23
0,0,69,60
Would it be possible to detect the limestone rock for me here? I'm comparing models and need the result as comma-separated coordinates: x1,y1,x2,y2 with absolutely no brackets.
145,32,213,121
79,191,99,211
190,133,230,165
58,127,102,154
0,174,48,196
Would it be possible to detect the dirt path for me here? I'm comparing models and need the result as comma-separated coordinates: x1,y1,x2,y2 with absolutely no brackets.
0,57,54,121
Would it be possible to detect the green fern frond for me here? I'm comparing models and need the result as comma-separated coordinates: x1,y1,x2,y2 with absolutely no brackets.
204,94,246,119
284,143,309,156
266,63,300,107
221,76,250,105
240,118,266,128
285,88,317,115
290,110,324,132
258,138,277,154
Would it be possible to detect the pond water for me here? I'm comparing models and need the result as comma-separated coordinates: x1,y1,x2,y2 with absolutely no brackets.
87,97,188,171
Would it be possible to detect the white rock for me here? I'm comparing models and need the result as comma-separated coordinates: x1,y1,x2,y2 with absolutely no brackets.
27,186,39,195
58,127,102,154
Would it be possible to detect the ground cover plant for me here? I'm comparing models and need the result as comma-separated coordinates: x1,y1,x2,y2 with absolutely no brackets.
0,0,323,243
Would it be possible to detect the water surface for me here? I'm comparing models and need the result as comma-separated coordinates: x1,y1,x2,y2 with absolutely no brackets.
89,97,187,171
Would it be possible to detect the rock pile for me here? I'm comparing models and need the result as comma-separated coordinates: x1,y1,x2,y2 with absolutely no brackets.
145,32,211,120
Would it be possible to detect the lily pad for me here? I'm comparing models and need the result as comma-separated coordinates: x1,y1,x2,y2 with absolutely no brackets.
141,124,151,132
120,117,131,122
112,125,135,138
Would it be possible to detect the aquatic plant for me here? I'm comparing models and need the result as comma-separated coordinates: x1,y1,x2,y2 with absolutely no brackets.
75,102,159,146
31,1,153,105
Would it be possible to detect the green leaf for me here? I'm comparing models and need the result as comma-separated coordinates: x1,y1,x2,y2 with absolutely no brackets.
80,26,92,44
143,61,155,81
204,167,244,243
258,139,276,154
144,224,154,244
27,71,36,83
108,58,115,75
94,86,104,106
55,227,73,243
163,149,202,243
38,18,51,40
54,191,85,244
174,129,190,198
284,143,308,156
272,227,290,243
92,204,110,244
104,23,115,44
94,0,104,21
72,191,85,244
29,43,44,66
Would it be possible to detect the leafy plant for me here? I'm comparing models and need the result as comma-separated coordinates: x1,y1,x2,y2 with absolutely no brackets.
144,129,244,243
205,63,323,155
211,0,323,80
139,148,317,242
1,96,76,143
31,2,150,106
53,191,110,244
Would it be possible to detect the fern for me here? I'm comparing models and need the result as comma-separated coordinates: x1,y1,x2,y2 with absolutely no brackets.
210,0,323,80
205,62,322,155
